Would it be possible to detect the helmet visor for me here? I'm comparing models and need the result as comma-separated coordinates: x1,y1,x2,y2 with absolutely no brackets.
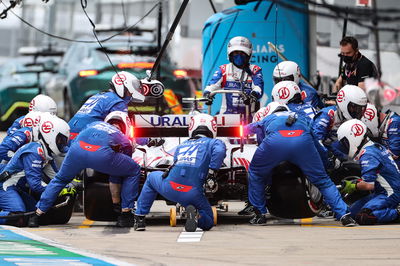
108,119,126,134
339,137,350,156
273,75,294,84
56,133,69,154
348,102,367,119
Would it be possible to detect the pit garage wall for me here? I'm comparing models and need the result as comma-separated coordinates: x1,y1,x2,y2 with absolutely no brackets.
202,0,310,113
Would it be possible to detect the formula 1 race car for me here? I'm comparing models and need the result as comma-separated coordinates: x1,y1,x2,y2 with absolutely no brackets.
82,90,359,226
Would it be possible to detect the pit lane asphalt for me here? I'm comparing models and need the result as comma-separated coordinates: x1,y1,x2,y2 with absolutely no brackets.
23,201,400,266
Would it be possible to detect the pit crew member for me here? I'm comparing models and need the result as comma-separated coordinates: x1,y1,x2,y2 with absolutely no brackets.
68,71,144,141
312,85,367,165
271,80,316,121
247,110,356,227
0,115,69,227
338,119,400,225
361,103,400,168
0,111,42,164
273,61,324,109
134,114,226,232
31,111,141,228
203,36,263,115
6,94,57,136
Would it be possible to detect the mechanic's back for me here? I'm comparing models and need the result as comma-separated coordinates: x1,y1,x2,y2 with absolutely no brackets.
168,136,225,188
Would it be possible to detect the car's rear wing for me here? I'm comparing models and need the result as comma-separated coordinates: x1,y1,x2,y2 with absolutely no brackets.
132,114,243,138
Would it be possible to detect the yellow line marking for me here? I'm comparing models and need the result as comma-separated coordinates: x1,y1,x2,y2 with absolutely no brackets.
78,219,94,229
300,224,400,230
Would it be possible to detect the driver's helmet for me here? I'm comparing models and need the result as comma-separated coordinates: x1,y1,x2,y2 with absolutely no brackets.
29,94,57,115
38,113,70,157
337,119,368,159
336,85,368,120
110,71,145,102
271,81,302,104
252,102,289,122
272,61,301,85
188,114,217,139
104,111,133,139
361,103,380,138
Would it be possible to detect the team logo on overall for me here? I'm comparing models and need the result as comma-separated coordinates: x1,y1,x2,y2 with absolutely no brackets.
113,73,127,85
351,123,364,136
301,90,307,101
278,87,290,99
41,121,54,133
37,147,45,159
337,90,345,103
364,108,376,121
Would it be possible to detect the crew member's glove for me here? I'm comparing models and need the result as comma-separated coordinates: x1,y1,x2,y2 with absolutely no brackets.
59,181,79,197
147,138,165,147
203,91,214,106
250,90,260,100
340,180,358,194
205,169,218,193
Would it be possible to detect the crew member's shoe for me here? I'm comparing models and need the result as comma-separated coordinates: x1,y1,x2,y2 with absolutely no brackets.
340,213,357,227
185,205,198,232
238,201,255,216
116,212,134,227
28,213,40,228
249,211,267,226
134,215,146,231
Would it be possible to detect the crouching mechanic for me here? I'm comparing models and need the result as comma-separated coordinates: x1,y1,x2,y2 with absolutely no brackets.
247,110,356,226
134,114,226,232
0,115,69,227
203,36,263,115
338,119,400,225
31,111,141,227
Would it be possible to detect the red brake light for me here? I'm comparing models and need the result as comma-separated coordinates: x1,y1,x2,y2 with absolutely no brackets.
117,62,154,69
129,126,135,139
173,69,187,78
79,70,98,77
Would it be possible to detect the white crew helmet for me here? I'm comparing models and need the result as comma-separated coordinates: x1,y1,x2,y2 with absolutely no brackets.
38,114,70,157
336,85,368,120
337,119,369,159
29,94,57,115
110,71,145,103
188,114,217,139
252,102,289,122
273,61,301,85
104,111,134,139
271,81,302,104
361,103,380,138
21,111,45,141
227,36,253,58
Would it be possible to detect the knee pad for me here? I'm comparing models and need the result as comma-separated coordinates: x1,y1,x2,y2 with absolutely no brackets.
355,208,378,225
